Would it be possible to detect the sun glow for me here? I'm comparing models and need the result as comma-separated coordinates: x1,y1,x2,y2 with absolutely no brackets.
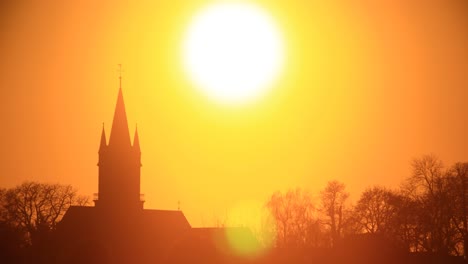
182,2,284,105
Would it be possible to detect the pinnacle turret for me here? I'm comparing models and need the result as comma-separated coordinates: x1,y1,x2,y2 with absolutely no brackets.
99,123,107,152
133,125,140,152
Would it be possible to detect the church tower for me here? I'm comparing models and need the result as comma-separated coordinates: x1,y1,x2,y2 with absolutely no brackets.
95,83,143,211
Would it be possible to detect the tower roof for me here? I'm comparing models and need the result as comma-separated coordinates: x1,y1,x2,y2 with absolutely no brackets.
99,123,107,152
108,87,131,148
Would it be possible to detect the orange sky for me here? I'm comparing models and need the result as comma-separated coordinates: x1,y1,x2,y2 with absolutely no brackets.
1,0,467,226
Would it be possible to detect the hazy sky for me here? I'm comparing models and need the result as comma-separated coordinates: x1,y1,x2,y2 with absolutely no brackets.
1,0,467,226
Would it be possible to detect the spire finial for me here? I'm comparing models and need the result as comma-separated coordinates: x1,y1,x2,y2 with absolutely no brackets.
118,64,123,89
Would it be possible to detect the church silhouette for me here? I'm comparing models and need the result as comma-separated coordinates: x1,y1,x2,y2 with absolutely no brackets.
56,83,257,264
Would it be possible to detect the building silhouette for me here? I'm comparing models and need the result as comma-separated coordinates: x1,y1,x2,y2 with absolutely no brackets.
95,87,143,212
56,83,257,264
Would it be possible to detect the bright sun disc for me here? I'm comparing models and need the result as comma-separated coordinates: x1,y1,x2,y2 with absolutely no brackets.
182,2,284,105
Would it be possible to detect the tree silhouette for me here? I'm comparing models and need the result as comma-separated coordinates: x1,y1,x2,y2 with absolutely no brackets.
352,186,422,252
0,182,88,246
447,162,468,257
408,154,445,197
0,188,26,262
320,180,349,247
258,155,468,262
354,186,398,235
404,155,457,254
266,188,320,248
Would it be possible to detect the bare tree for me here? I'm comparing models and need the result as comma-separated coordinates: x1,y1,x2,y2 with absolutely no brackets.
354,186,398,235
351,186,420,251
266,188,320,248
386,192,421,251
405,155,457,254
408,154,444,197
447,162,468,257
320,180,349,247
0,188,6,222
1,182,89,245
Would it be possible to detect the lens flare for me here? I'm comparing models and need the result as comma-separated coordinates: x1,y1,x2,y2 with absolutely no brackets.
223,200,276,257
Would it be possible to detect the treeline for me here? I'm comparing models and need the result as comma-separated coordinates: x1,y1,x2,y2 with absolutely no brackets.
0,182,88,262
1,154,467,262
264,154,468,257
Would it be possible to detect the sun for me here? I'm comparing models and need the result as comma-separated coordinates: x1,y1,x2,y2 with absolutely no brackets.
182,2,284,105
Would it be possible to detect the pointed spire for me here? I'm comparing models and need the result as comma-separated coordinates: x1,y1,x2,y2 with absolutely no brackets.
99,123,107,151
133,124,140,152
108,84,131,148
118,64,123,92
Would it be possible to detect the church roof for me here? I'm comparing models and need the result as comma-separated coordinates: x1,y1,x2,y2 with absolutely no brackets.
57,207,258,263
141,209,191,229
58,206,191,237
59,206,95,226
